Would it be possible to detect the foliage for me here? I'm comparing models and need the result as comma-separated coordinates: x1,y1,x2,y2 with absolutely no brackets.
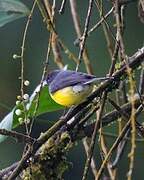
0,0,144,180
0,84,64,142
0,0,29,27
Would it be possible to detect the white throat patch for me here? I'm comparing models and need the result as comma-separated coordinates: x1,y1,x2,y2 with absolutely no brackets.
72,85,85,93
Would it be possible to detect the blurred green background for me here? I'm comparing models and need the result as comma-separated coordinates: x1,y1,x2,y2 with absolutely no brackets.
0,0,144,179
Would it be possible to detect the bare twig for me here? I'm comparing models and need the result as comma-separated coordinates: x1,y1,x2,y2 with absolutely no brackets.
28,35,52,135
19,0,37,135
99,134,116,180
43,0,64,69
64,47,144,123
59,0,67,14
83,138,98,176
87,6,114,37
111,129,130,168
8,3,52,180
82,93,107,180
109,38,120,76
83,95,142,137
3,47,144,180
95,1,114,58
114,2,138,176
8,145,32,180
69,0,93,74
76,0,94,71
1,95,142,179
139,63,144,94
0,129,35,144
95,120,131,180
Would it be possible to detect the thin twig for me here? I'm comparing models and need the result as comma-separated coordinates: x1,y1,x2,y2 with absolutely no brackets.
87,6,114,37
58,40,79,63
95,120,131,180
83,138,98,177
114,1,127,62
43,0,64,68
83,95,142,137
64,47,144,123
1,96,143,179
82,93,107,180
95,1,114,58
8,2,37,180
78,106,99,127
8,3,52,180
67,105,99,132
111,129,130,168
99,134,116,180
3,47,144,179
109,39,120,76
114,2,138,177
108,97,144,136
139,63,144,94
59,0,67,14
8,145,32,180
100,131,144,142
69,0,93,74
28,35,52,135
0,129,36,144
94,0,118,45
76,0,94,71
0,162,19,179
19,0,37,135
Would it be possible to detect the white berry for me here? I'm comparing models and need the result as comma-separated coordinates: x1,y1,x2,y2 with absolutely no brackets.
16,100,20,106
23,94,29,100
13,54,18,59
24,80,30,86
17,95,22,100
18,117,23,124
15,109,22,116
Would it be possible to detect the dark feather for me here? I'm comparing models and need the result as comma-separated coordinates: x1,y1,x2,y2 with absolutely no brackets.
48,70,96,93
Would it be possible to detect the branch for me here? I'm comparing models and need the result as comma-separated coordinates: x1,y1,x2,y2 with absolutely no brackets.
64,46,144,122
83,95,142,137
0,129,36,144
1,46,144,179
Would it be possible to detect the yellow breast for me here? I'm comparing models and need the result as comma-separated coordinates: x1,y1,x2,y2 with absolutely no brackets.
50,85,93,107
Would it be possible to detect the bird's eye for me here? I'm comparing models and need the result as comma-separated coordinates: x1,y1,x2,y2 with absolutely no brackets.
46,70,60,84
46,74,51,84
47,75,50,80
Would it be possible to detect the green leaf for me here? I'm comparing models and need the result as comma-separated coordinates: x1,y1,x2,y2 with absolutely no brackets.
0,110,14,142
0,82,65,142
0,83,64,141
12,83,64,128
13,83,64,128
28,84,64,117
0,0,29,27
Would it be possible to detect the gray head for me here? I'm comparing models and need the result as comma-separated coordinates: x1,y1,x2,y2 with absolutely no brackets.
46,70,61,85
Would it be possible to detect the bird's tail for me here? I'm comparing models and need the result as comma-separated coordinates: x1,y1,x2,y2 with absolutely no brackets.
84,77,112,85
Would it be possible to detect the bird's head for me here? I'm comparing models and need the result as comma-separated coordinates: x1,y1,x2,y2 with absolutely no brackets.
46,70,61,85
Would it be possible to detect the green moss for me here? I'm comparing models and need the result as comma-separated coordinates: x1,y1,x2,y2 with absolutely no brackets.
22,131,73,179
22,163,46,180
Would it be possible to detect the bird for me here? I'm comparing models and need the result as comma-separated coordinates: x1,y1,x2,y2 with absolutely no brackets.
46,69,110,107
